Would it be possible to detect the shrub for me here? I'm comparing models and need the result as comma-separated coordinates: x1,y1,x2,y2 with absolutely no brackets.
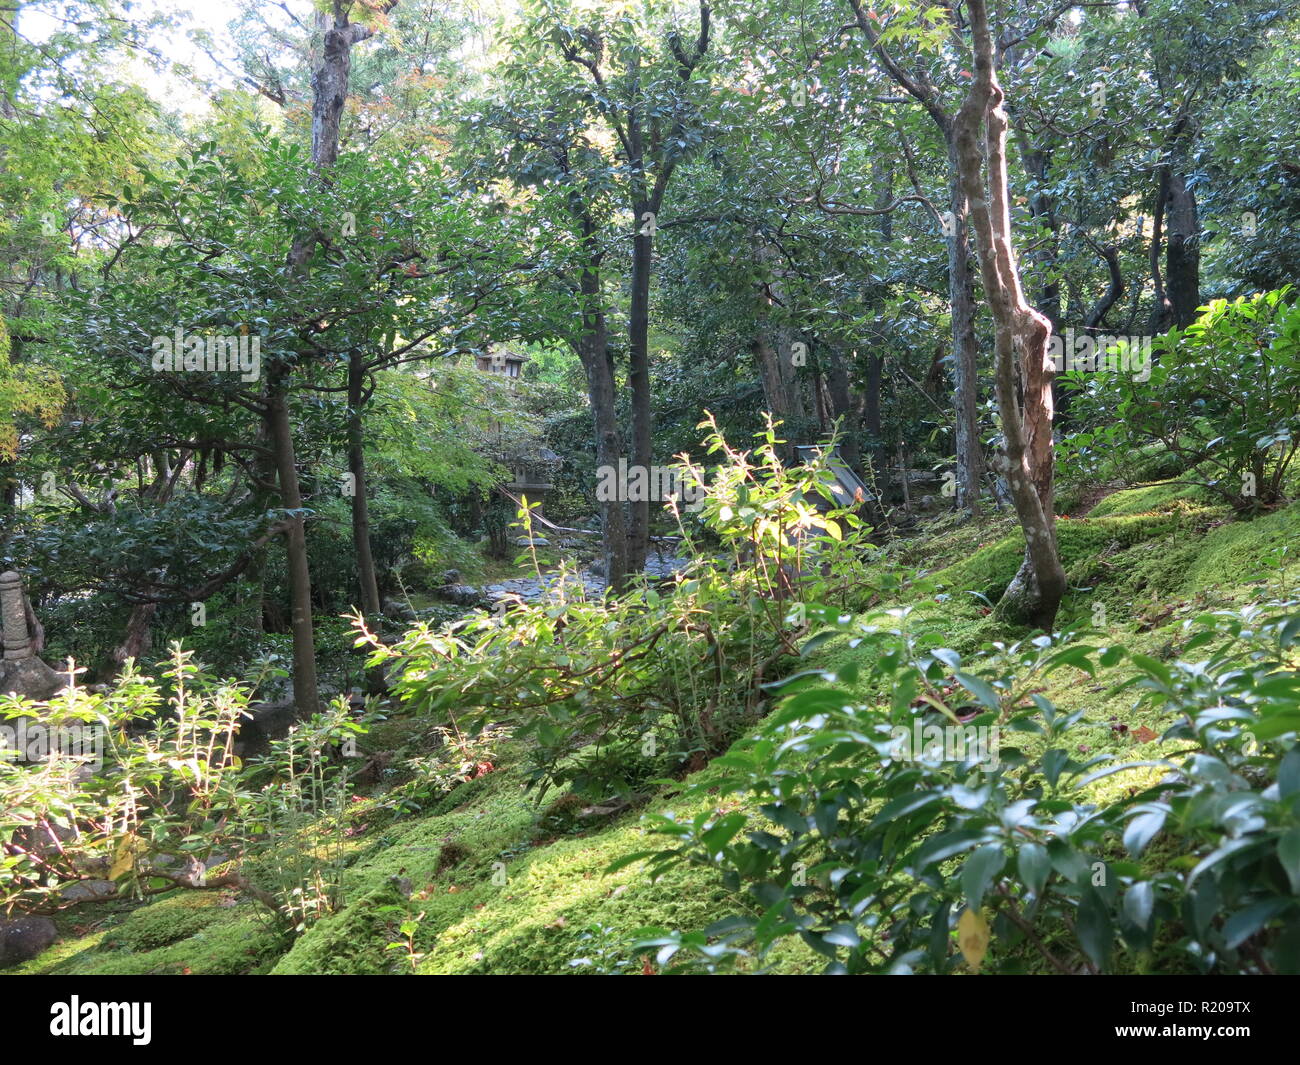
361,416,889,802
624,600,1300,975
1063,288,1300,512
1,645,365,934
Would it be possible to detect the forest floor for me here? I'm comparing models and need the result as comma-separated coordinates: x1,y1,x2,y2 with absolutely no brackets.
16,475,1300,975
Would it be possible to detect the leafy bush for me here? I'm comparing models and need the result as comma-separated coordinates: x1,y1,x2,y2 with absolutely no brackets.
1063,288,1300,512
0,646,363,933
362,416,886,801
237,706,364,932
623,600,1300,975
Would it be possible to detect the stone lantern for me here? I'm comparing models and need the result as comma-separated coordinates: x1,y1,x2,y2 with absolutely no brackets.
0,571,64,700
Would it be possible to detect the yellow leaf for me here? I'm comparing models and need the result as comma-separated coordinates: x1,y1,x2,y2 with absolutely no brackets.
958,907,991,972
108,835,135,881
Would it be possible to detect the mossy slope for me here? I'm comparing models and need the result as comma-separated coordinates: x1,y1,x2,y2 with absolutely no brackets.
18,479,1298,976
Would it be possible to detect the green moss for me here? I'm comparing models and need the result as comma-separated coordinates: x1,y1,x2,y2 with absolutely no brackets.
21,491,1300,978
21,893,283,975
1087,480,1213,518
102,890,231,951
923,530,1024,604
424,771,495,816
270,885,407,975
341,765,539,893
267,743,762,974
1181,503,1300,592
12,926,114,975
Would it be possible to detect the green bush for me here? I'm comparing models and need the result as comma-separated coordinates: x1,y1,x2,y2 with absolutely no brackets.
364,416,888,802
625,600,1300,975
1065,289,1300,513
1,645,365,935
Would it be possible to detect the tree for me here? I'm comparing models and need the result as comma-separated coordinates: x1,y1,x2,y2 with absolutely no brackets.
845,0,986,510
954,0,1065,628
546,0,712,572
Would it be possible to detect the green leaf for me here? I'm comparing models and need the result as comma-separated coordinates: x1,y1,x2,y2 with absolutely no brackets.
823,923,861,948
1278,745,1300,798
912,829,984,871
1017,842,1051,896
604,850,660,874
953,671,1000,710
1123,881,1154,931
700,813,747,852
1123,809,1166,858
1076,888,1113,971
1223,899,1290,950
1188,838,1262,887
961,844,1005,908
1130,653,1172,687
1278,827,1300,893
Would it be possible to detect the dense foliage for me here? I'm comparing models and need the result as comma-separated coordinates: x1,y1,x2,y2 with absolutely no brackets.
1,0,1298,981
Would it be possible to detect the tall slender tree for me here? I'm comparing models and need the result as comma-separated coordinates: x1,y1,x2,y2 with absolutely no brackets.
954,0,1065,628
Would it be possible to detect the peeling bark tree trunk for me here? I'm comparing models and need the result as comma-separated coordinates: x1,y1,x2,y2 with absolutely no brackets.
955,0,1066,630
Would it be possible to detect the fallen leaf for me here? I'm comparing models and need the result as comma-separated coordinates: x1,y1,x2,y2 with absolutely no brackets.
958,907,991,972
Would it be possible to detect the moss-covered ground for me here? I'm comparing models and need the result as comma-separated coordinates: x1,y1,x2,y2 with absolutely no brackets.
17,474,1299,975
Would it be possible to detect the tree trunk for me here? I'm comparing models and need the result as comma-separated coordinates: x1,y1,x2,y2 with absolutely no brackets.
346,351,381,617
863,352,885,483
626,196,654,574
108,450,187,674
112,603,157,669
821,342,865,477
1146,165,1202,334
944,134,986,513
847,3,983,511
751,239,809,454
1164,171,1200,328
955,0,1066,630
577,215,629,593
269,6,385,714
753,330,795,422
266,366,320,715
